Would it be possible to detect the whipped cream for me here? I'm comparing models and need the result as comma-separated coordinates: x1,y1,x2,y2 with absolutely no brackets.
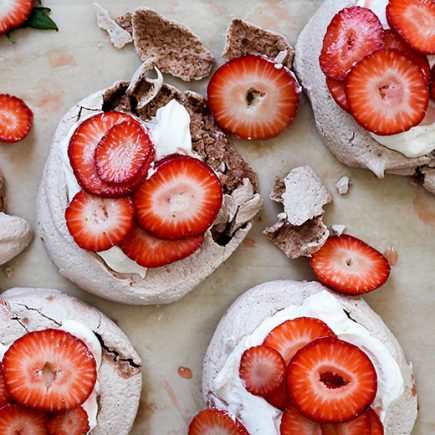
357,0,435,157
59,99,195,276
0,320,102,433
212,291,404,434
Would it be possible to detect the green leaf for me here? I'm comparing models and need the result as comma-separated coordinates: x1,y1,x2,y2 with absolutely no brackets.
34,0,42,5
24,7,58,31
6,31,17,43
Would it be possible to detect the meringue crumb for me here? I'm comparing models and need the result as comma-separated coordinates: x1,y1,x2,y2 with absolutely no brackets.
383,247,398,266
97,42,103,48
3,267,13,278
336,176,350,195
331,224,346,236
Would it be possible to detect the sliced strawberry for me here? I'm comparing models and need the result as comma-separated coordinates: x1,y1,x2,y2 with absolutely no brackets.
0,363,11,407
288,337,377,423
0,0,33,36
68,111,149,197
326,79,350,112
319,7,384,80
321,411,370,434
207,55,300,139
346,49,429,135
0,94,33,143
119,224,204,268
387,0,435,55
65,190,134,252
0,404,48,435
263,380,290,410
134,155,222,240
3,329,97,412
239,345,286,397
431,66,435,102
94,120,154,184
188,409,248,435
264,317,336,365
280,405,322,434
47,407,90,435
310,234,391,295
368,408,384,435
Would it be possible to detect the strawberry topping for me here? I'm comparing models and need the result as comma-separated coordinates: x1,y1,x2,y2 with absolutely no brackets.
320,7,384,80
0,404,48,435
0,0,33,36
207,55,300,139
368,408,384,435
431,66,435,102
280,405,322,434
326,79,350,112
263,380,290,411
47,407,90,435
134,155,222,240
188,408,249,435
0,362,11,408
2,329,97,412
0,94,33,144
321,410,371,434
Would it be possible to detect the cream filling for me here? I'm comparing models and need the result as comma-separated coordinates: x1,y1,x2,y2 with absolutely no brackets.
212,290,404,434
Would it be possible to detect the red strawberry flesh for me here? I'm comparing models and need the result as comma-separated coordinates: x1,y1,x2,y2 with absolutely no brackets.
431,66,435,102
321,410,371,434
65,190,135,252
280,405,322,434
0,94,33,143
0,404,48,435
326,79,350,112
263,380,290,410
320,6,384,80
134,155,222,240
0,0,34,36
368,408,384,435
188,408,249,435
3,329,97,412
0,362,11,407
310,234,391,295
288,337,377,423
207,55,300,139
47,407,90,435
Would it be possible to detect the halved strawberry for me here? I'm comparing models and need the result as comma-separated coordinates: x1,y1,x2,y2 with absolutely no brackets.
119,224,204,268
368,408,384,435
68,111,149,197
263,380,290,410
47,407,90,435
280,405,322,434
346,49,429,136
3,329,97,412
387,0,435,55
0,404,48,435
326,79,350,112
0,363,11,407
188,409,248,435
319,7,384,80
239,345,286,397
134,155,222,240
310,234,391,295
321,411,370,434
207,55,300,139
263,317,336,365
383,29,431,83
0,94,33,143
65,190,134,252
95,120,154,184
0,0,34,36
288,337,377,423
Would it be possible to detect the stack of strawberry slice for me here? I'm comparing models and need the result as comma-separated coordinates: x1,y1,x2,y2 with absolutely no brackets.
0,329,97,434
320,0,434,136
66,111,223,268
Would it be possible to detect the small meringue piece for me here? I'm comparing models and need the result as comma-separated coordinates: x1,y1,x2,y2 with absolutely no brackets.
335,176,350,195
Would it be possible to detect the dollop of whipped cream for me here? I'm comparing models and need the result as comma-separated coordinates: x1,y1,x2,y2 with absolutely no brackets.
59,99,195,277
0,320,102,434
212,290,404,434
357,0,435,158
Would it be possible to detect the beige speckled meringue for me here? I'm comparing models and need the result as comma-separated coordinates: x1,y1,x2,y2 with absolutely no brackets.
0,287,142,435
294,0,435,193
202,280,417,435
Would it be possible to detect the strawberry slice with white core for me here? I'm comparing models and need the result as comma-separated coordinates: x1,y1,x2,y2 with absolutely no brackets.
47,407,90,435
319,7,384,81
119,224,204,268
95,120,154,184
0,94,33,143
3,329,97,412
207,55,300,139
310,234,391,295
134,155,222,240
321,411,371,434
288,337,377,423
326,79,350,112
0,362,11,407
0,404,48,435
280,405,322,434
0,0,34,36
387,0,435,55
346,49,429,136
239,345,286,396
188,409,249,435
367,408,384,435
65,190,134,252
383,29,431,83
264,317,336,365
68,111,148,197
